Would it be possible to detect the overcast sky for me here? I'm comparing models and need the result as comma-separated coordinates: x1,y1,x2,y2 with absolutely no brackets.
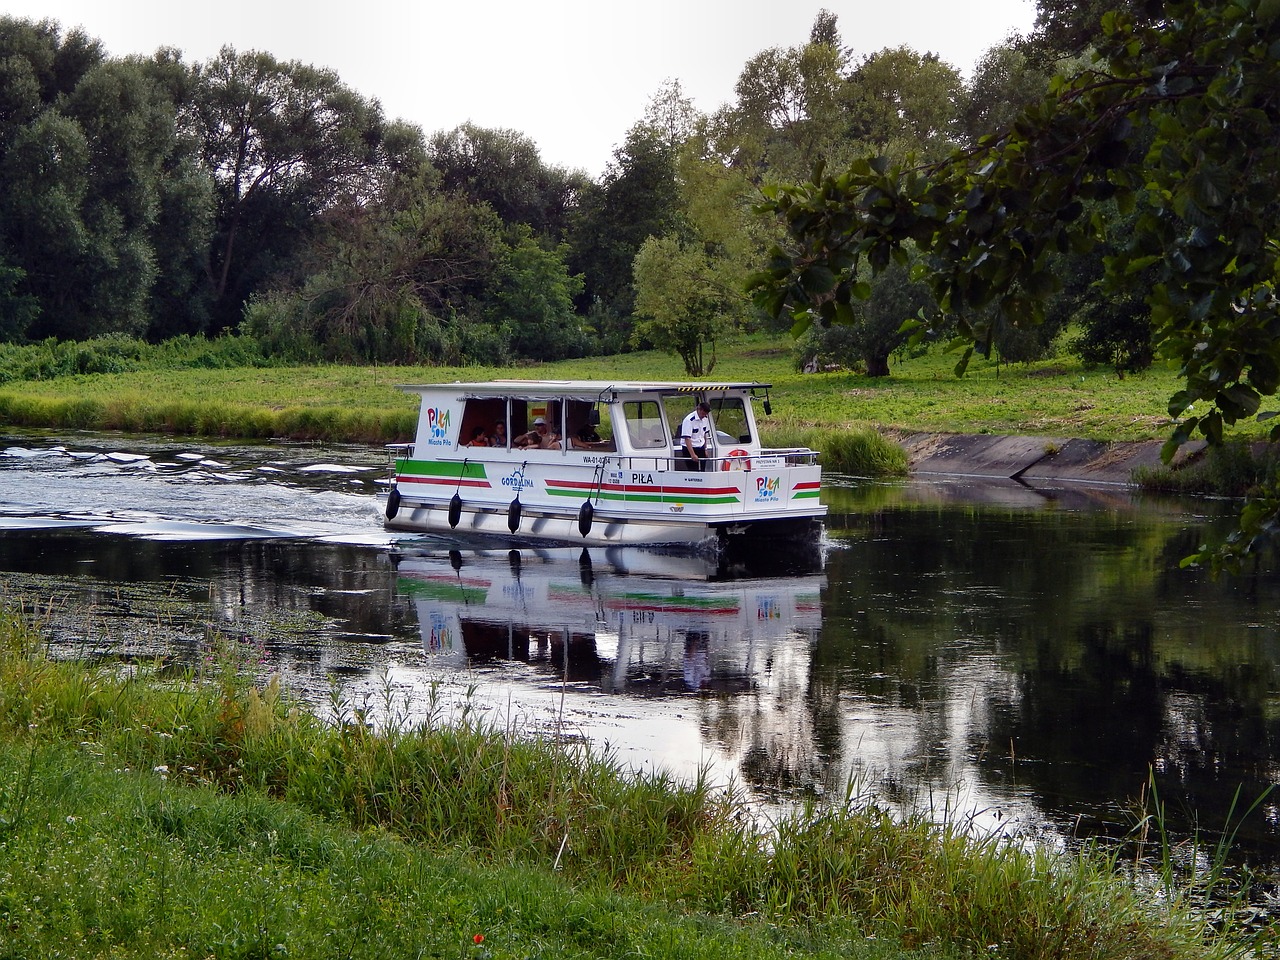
1,0,1037,175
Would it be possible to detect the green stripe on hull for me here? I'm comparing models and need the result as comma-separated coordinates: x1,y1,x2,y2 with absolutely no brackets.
396,459,489,481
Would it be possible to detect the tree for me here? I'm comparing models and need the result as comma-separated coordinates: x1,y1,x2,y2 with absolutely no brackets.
723,35,847,177
188,47,389,330
805,256,935,377
0,257,37,340
489,226,586,360
751,0,1280,570
960,44,1053,146
428,123,582,239
567,119,682,343
842,47,964,164
243,176,505,364
0,44,191,340
1028,0,1163,59
632,234,739,376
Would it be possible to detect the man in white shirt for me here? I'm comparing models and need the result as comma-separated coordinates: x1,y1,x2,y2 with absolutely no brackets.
677,402,713,471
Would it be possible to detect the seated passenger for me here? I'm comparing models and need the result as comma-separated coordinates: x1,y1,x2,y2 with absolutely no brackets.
490,421,508,447
514,417,561,450
466,426,489,447
570,423,610,450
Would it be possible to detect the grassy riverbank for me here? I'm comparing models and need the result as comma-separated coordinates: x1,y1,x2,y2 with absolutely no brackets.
0,333,1259,448
1,611,1267,960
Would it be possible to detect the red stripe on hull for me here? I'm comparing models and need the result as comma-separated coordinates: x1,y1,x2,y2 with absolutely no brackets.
397,475,492,489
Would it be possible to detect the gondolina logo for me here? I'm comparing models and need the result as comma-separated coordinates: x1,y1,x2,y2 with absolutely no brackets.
754,475,780,501
502,469,534,490
425,407,451,445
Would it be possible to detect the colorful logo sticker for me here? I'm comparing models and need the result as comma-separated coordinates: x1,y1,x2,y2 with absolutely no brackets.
754,475,781,502
424,407,452,446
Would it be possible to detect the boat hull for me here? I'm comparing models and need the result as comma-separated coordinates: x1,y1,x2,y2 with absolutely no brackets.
383,454,826,548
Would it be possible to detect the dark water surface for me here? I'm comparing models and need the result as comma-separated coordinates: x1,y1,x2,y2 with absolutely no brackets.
2,432,1277,885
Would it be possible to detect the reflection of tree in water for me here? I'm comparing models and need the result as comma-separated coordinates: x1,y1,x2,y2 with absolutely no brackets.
692,633,833,797
806,503,1280,866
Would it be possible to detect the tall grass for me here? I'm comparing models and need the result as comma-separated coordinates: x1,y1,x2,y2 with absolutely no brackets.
0,391,417,442
1133,441,1280,498
0,608,1266,960
768,426,910,477
0,332,274,384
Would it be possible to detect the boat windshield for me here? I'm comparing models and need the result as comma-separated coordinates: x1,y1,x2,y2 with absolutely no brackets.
660,395,754,448
708,397,752,445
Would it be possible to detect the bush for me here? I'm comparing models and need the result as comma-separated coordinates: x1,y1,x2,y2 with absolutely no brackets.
1070,296,1155,375
1133,441,1280,497
0,333,274,384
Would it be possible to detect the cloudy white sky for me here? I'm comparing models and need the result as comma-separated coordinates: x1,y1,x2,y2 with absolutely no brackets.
1,0,1036,175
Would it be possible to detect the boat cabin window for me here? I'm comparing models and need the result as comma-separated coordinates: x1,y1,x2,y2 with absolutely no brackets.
509,399,562,450
661,395,754,448
622,400,667,448
566,400,615,451
458,398,507,449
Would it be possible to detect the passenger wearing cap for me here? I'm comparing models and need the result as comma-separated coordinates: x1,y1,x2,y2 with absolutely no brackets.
515,416,561,449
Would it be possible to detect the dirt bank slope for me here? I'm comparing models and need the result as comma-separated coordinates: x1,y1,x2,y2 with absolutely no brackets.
896,433,1206,485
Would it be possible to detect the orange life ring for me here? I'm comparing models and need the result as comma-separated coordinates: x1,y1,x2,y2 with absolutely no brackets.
721,448,751,471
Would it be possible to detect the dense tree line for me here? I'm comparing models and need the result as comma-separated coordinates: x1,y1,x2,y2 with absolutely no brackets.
0,8,1164,372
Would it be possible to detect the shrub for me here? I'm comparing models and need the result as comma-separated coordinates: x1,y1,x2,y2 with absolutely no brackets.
1133,441,1279,497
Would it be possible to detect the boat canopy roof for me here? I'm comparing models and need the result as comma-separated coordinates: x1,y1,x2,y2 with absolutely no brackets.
397,379,773,402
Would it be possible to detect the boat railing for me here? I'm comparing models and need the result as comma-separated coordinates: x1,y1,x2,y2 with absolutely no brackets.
384,443,818,471
386,442,414,463
602,449,820,472
760,447,821,467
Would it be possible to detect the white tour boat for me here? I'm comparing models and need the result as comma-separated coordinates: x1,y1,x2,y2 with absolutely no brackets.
383,380,825,547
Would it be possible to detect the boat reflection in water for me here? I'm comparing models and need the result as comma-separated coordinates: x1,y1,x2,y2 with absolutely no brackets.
393,542,825,698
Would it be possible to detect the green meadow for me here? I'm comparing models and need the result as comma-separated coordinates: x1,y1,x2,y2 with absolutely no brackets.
0,334,1249,447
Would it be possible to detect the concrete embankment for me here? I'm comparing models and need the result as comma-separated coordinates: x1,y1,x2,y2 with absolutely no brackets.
895,432,1205,485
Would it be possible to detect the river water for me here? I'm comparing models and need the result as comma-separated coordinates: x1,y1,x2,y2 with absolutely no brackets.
1,431,1277,891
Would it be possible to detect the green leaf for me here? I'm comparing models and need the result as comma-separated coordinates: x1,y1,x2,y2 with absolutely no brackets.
789,313,814,338
1188,165,1231,209
1168,389,1193,417
1201,410,1223,444
799,265,836,295
1219,385,1261,418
